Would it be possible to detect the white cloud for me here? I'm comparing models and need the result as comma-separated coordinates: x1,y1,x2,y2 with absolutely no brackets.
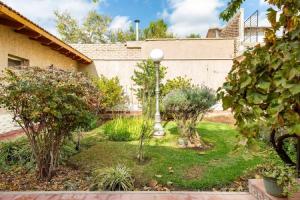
2,0,100,36
259,0,268,7
165,0,223,37
109,16,132,32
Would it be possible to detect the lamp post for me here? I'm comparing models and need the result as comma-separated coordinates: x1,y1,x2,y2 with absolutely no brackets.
150,49,165,137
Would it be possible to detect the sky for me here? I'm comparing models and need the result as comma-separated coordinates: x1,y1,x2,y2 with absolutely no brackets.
2,0,271,38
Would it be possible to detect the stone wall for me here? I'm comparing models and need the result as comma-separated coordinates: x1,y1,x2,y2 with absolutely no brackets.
74,39,235,111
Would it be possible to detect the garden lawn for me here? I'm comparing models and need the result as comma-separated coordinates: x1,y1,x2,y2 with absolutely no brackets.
69,121,265,190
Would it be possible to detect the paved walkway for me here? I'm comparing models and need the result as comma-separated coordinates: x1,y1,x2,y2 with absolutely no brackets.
0,192,256,200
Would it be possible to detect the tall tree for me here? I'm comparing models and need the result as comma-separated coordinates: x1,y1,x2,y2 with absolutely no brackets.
81,10,111,43
109,26,136,43
143,19,173,39
54,11,81,43
54,10,111,43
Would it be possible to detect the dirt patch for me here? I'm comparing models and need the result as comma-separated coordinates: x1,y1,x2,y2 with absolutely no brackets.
0,166,91,191
184,165,205,180
204,115,235,125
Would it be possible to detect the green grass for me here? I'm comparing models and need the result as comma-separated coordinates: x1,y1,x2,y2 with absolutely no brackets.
70,121,266,190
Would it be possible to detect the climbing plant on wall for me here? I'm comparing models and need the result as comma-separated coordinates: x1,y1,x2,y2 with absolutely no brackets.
218,0,300,169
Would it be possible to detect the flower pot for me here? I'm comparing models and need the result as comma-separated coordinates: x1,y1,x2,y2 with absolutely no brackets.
263,176,286,198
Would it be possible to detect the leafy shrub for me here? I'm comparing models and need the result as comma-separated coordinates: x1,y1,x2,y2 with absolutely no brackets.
0,138,34,170
103,117,151,141
131,59,166,116
161,76,193,97
162,86,216,147
93,164,134,191
95,75,127,112
261,163,299,197
0,66,101,180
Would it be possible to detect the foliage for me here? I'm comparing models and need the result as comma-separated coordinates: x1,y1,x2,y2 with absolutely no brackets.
131,59,167,116
161,76,193,97
71,122,266,190
261,163,299,196
109,26,137,43
102,117,151,141
0,66,101,180
219,0,245,21
93,164,134,191
0,138,34,170
218,0,300,166
163,86,216,147
55,10,111,43
143,19,173,39
187,33,201,38
94,75,126,112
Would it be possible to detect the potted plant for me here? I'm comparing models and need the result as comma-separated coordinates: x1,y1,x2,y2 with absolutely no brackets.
261,163,299,198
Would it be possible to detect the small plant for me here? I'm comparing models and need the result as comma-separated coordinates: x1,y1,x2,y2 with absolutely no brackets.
131,59,167,117
94,75,127,112
0,138,34,170
103,117,151,141
161,76,193,97
261,163,299,197
162,86,216,148
93,164,134,191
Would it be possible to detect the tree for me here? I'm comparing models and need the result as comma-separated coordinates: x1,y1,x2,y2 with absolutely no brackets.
187,33,201,38
109,26,136,43
131,60,167,117
143,19,173,39
54,11,81,43
81,10,111,43
0,67,101,180
163,86,216,148
55,10,111,43
218,0,300,172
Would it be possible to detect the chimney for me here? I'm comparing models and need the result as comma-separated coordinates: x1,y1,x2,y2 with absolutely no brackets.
134,19,140,41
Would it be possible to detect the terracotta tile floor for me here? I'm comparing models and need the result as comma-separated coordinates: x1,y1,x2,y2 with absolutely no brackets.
0,192,256,200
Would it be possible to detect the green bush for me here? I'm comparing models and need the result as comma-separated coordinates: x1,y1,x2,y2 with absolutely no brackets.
92,164,134,191
95,75,126,112
0,66,101,180
162,86,216,147
0,138,80,170
0,138,34,170
103,117,151,141
161,76,193,97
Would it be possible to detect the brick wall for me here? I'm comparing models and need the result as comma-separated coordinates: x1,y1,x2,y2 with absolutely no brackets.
220,12,242,38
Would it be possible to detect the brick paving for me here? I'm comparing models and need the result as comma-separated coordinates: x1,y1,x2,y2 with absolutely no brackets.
0,192,256,200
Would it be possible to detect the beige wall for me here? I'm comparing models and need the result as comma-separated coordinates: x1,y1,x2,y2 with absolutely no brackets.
76,39,235,110
0,25,78,72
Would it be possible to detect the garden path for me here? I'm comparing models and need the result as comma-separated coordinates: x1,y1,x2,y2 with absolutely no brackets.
0,192,256,200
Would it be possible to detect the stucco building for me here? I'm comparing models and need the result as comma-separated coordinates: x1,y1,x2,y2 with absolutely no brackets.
0,2,92,73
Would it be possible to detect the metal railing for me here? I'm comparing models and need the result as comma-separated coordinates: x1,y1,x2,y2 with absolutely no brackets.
244,10,259,43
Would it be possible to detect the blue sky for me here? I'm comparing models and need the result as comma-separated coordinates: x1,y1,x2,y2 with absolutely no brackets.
2,0,270,37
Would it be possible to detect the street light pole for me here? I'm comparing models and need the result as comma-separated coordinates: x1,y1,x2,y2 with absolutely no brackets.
150,49,165,137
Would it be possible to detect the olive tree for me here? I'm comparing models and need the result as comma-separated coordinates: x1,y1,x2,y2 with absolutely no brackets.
218,0,300,172
0,67,101,180
162,86,216,148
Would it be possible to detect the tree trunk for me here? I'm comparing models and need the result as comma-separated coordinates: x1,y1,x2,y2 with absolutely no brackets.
270,129,297,166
